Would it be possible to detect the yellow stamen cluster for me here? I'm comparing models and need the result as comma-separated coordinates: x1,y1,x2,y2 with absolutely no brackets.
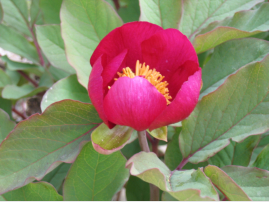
110,60,172,105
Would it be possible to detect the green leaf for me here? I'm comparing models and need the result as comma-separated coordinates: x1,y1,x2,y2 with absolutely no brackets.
179,54,269,164
30,0,43,27
1,56,43,76
179,0,263,39
48,65,71,81
252,144,269,170
63,142,129,200
0,69,11,88
148,126,167,142
201,38,269,97
162,192,177,201
60,0,123,87
2,84,47,100
36,25,76,74
126,152,219,201
222,166,269,201
204,165,251,201
0,98,12,118
41,75,90,111
92,123,133,155
0,0,31,37
208,135,260,167
126,175,150,201
121,138,141,159
39,0,62,24
0,24,39,64
139,0,182,29
38,71,54,88
41,163,71,191
2,182,63,201
0,109,15,143
0,2,3,23
0,100,102,194
193,3,269,53
118,0,140,23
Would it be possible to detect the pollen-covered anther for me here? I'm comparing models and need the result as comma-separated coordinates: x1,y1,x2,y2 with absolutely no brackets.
111,60,172,105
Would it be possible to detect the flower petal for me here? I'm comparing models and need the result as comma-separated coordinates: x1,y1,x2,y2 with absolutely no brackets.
103,76,167,131
149,68,202,131
90,22,163,70
141,28,198,81
88,55,115,128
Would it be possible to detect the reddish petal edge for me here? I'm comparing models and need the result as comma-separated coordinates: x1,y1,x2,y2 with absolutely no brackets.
149,68,202,131
88,55,115,128
103,76,167,131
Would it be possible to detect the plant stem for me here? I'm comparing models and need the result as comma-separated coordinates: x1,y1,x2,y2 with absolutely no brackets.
113,0,120,10
12,107,26,120
29,26,45,66
17,70,38,87
137,130,160,201
176,158,189,170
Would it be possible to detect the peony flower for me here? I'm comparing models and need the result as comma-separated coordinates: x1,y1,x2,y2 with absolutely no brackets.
88,22,201,131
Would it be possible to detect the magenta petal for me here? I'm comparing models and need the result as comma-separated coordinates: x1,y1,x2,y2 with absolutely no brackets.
103,77,167,131
88,55,115,128
149,68,202,131
141,28,198,81
90,22,163,70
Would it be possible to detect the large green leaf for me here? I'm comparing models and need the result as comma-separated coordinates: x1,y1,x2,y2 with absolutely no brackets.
92,123,134,155
0,100,102,194
179,54,269,164
126,176,150,201
222,166,269,201
126,152,219,201
2,84,47,100
204,165,251,201
0,98,12,118
36,25,76,74
193,3,269,53
178,0,263,39
2,182,63,201
208,135,260,167
0,24,39,64
41,163,71,191
39,0,62,24
252,144,269,170
63,142,129,200
41,75,91,111
201,38,269,98
0,0,31,37
139,0,182,29
118,0,140,23
60,0,123,88
0,69,11,88
0,109,15,143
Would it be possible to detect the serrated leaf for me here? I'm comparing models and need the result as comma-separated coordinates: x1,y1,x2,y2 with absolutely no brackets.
2,84,47,100
204,165,251,201
41,75,91,111
61,0,123,88
2,182,63,201
0,109,15,143
41,163,71,191
36,25,76,74
201,38,269,98
0,24,39,64
179,0,263,39
222,166,269,201
148,126,167,142
139,0,182,29
63,142,129,200
92,123,133,155
39,0,62,24
193,3,269,53
208,135,260,167
0,100,102,194
180,54,269,164
126,152,219,201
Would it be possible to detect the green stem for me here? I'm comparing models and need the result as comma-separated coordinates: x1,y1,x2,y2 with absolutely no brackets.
137,130,160,201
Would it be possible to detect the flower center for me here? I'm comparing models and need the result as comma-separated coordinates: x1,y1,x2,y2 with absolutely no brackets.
109,60,172,105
